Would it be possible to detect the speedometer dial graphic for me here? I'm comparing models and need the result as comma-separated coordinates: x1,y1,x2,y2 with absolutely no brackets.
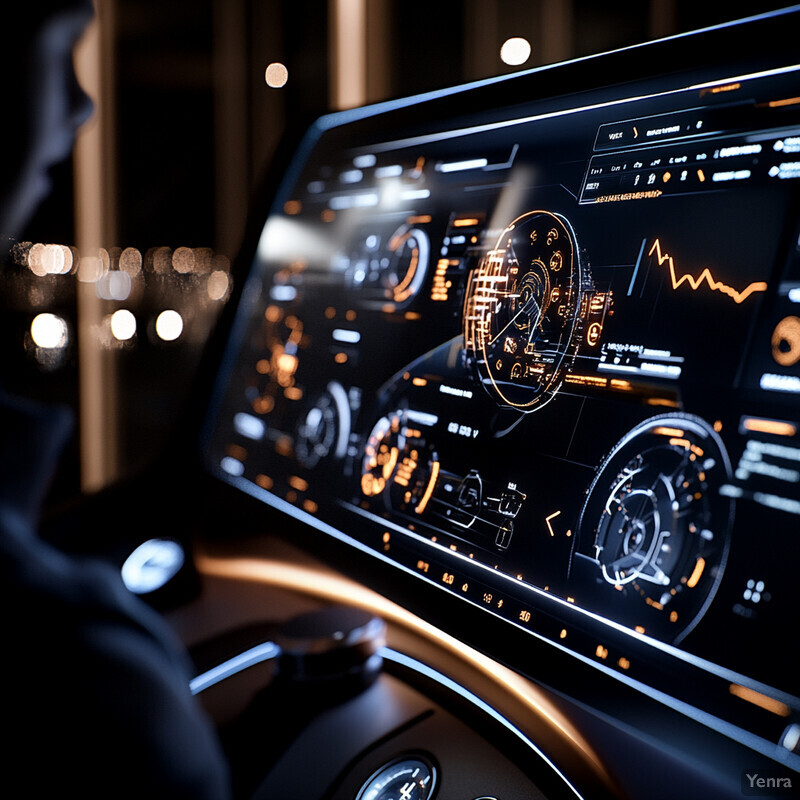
578,415,733,642
463,210,582,411
360,411,440,517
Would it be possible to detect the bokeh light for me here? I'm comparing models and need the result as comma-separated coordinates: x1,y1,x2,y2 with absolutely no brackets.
110,309,137,341
26,243,74,276
500,37,532,66
96,270,133,301
119,246,143,277
31,313,69,349
155,309,184,341
265,62,288,88
207,270,231,301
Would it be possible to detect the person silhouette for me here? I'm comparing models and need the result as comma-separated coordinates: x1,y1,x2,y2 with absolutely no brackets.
1,2,231,796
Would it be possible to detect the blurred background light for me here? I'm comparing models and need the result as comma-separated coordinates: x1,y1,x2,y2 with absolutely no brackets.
172,246,196,273
155,309,184,341
31,313,69,349
500,36,532,66
207,269,231,301
119,246,143,277
96,270,133,301
110,309,137,341
77,249,110,283
151,246,173,274
265,62,288,88
27,243,74,277
121,538,186,595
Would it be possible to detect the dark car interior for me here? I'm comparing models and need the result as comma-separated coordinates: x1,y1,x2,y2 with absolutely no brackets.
10,3,800,799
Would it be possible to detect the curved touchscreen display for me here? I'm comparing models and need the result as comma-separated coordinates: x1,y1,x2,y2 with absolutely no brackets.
204,19,800,764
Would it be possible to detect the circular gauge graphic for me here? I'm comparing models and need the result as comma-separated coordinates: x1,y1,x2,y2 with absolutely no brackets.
360,411,440,516
578,415,733,642
355,755,437,800
347,224,430,308
382,224,430,305
463,210,581,411
295,381,351,469
771,315,800,366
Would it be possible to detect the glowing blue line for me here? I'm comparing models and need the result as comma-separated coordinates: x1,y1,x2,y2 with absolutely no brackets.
628,238,647,296
190,641,281,695
355,63,800,156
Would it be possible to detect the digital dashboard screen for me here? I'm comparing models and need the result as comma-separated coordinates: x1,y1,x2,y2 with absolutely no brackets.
204,14,800,764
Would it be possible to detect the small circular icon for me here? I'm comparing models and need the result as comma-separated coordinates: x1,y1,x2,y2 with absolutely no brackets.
586,321,602,347
771,315,800,366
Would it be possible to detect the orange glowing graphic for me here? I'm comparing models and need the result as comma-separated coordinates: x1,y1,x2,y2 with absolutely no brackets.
742,417,797,437
415,460,440,515
648,239,767,304
388,231,420,302
545,510,570,538
686,557,706,589
767,96,800,108
729,684,791,717
771,316,800,366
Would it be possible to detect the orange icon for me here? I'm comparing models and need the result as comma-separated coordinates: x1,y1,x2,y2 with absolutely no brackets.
586,322,602,346
772,315,800,366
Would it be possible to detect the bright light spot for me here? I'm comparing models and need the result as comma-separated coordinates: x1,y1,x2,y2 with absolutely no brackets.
207,270,230,301
379,178,403,207
340,169,363,184
121,539,185,595
270,285,297,301
96,270,133,301
375,164,403,179
48,244,71,274
110,309,137,341
78,249,110,283
500,36,532,66
27,242,73,276
155,309,184,341
31,313,69,349
120,246,143,277
221,456,245,476
265,62,288,88
172,246,195,273
234,412,265,440
27,243,48,277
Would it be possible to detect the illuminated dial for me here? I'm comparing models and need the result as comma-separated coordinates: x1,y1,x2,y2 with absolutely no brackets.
295,382,351,469
578,415,732,641
348,224,430,308
463,210,581,411
356,756,436,800
361,411,440,516
383,224,430,306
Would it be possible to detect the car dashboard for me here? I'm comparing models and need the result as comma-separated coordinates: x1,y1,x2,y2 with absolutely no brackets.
155,8,800,799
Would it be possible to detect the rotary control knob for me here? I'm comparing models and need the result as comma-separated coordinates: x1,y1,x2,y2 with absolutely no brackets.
274,605,386,692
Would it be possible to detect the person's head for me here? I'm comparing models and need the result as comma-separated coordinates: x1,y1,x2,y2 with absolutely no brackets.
1,1,95,251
